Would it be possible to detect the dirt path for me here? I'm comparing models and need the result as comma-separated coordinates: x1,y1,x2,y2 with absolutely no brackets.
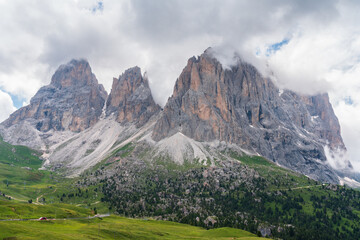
76,201,100,207
2,194,25,202
290,185,322,190
35,188,57,205
35,194,44,205
276,184,323,191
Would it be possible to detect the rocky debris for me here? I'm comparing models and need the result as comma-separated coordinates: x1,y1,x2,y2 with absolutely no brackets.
153,132,212,165
45,116,125,176
96,153,265,225
106,66,161,127
325,184,339,191
258,225,273,237
204,216,217,226
152,49,351,183
1,59,107,133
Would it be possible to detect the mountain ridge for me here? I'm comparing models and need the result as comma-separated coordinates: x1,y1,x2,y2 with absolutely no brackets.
152,50,352,183
0,50,357,184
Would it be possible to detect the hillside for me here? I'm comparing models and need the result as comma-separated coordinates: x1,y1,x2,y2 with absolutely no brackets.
0,215,262,239
75,141,360,239
0,137,54,202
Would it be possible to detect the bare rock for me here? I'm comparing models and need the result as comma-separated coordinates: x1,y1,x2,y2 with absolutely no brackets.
152,49,351,183
106,66,160,127
2,59,107,133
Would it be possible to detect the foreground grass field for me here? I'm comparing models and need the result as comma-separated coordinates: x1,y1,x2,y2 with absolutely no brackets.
0,215,262,239
0,200,92,219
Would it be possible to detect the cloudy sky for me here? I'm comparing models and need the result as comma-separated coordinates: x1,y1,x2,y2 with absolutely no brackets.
0,0,360,170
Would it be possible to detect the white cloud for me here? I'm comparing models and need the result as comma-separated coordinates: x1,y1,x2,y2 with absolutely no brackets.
0,0,359,169
0,90,16,122
333,102,360,171
0,0,341,105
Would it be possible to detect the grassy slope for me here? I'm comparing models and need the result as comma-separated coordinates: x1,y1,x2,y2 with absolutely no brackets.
98,145,360,238
230,153,360,238
230,153,318,190
0,137,110,215
0,200,92,219
0,138,56,201
0,215,262,240
0,137,42,169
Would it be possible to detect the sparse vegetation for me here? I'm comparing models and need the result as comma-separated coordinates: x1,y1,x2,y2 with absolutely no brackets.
98,151,360,239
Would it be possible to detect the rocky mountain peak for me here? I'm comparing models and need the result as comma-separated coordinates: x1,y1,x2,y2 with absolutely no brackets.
50,59,95,89
152,49,351,183
106,66,160,127
1,59,107,137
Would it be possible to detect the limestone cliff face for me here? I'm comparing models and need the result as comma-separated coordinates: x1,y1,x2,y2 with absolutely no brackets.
2,59,107,132
153,50,350,183
106,66,160,127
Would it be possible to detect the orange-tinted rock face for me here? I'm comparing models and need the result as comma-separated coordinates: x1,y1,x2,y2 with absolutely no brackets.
2,59,107,132
106,66,160,127
152,49,349,183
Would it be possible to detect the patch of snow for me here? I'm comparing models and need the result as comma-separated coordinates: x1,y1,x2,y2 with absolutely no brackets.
303,129,315,137
100,95,109,119
278,89,284,96
296,141,303,147
291,124,309,140
311,115,319,122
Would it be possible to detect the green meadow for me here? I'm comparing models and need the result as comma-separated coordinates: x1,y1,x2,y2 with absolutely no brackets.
0,215,262,239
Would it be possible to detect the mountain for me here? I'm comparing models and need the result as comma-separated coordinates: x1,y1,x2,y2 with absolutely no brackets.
0,59,107,150
0,50,356,184
44,66,160,176
152,49,352,183
0,60,160,176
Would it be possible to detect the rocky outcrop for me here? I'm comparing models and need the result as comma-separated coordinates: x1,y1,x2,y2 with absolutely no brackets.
106,66,160,127
152,49,351,183
1,59,107,133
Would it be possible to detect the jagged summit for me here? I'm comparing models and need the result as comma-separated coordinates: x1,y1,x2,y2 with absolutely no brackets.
0,59,107,148
106,66,160,127
152,49,352,183
50,59,97,88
